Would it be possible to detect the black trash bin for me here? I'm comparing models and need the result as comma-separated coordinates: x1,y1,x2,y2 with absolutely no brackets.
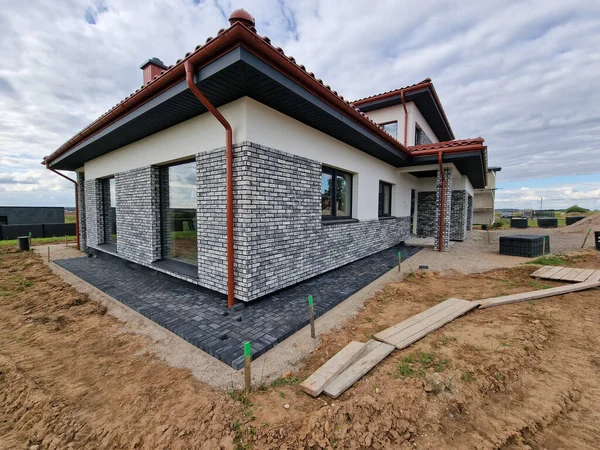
18,236,30,251
595,231,600,251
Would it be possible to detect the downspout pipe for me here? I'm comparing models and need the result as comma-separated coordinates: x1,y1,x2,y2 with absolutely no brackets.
184,60,235,309
438,152,445,253
44,161,80,251
400,90,408,146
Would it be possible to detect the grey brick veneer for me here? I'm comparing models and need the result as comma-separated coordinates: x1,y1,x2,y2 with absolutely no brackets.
434,167,453,251
450,190,468,241
114,167,162,265
467,194,473,231
416,192,436,237
197,142,411,301
84,179,104,247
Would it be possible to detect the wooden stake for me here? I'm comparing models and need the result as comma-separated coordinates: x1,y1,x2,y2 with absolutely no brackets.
308,295,316,339
542,237,546,256
582,228,592,249
47,246,50,262
397,251,402,272
65,235,68,247
487,230,491,245
244,341,251,392
28,232,32,248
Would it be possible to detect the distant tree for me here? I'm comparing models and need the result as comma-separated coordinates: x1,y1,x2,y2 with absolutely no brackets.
565,205,589,213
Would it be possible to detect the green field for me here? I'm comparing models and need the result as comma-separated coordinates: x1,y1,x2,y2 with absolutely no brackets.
0,236,77,248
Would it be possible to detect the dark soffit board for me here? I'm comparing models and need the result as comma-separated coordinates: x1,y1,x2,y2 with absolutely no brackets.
51,46,406,170
409,151,486,188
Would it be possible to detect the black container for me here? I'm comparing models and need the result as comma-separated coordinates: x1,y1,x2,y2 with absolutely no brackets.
510,218,528,229
499,235,550,257
18,236,30,251
537,217,558,228
481,224,488,230
595,231,600,251
566,216,586,226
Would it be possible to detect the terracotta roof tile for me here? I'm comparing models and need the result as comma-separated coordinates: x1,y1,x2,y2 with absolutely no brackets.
351,78,432,104
409,138,485,153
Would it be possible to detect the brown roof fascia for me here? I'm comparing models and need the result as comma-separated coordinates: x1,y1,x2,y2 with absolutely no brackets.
46,22,411,165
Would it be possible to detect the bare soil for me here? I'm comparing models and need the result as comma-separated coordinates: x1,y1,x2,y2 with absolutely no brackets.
1,247,600,449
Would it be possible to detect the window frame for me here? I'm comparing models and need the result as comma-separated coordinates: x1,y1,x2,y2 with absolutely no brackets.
100,176,117,244
159,158,198,266
380,121,398,139
321,166,353,220
378,181,393,218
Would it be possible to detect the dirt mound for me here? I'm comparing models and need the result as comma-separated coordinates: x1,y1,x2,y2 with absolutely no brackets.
557,213,600,234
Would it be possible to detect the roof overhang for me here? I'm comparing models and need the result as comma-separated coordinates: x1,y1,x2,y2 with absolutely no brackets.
352,83,455,142
46,23,409,171
406,150,487,188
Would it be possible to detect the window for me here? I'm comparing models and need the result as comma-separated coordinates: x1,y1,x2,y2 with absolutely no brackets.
380,121,398,139
378,182,392,217
415,124,432,145
321,166,352,219
101,177,117,244
161,160,197,265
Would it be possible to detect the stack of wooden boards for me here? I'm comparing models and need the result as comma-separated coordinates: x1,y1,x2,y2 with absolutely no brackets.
300,265,600,399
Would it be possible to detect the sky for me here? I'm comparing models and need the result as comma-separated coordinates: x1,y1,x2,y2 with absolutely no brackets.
0,0,599,210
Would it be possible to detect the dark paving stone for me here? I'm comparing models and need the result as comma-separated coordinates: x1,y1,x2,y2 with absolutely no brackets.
55,243,420,369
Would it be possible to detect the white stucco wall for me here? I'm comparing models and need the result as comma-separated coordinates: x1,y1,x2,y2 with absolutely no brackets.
361,102,439,146
84,98,248,179
244,98,416,220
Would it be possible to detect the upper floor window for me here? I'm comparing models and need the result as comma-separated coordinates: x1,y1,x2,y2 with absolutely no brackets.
321,166,352,219
415,124,432,145
380,121,398,139
378,182,392,217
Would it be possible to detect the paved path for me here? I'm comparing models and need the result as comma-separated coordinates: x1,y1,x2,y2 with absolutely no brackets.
56,244,420,369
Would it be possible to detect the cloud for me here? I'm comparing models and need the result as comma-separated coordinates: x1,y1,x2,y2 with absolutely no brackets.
496,181,600,210
0,0,599,208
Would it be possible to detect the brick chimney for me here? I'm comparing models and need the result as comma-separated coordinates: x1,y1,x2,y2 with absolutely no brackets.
140,57,168,85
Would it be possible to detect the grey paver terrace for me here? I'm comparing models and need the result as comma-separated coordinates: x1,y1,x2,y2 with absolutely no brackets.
55,244,420,369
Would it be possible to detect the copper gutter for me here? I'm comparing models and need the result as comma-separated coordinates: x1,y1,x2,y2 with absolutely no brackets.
401,91,408,146
437,152,445,253
184,60,235,309
44,162,80,251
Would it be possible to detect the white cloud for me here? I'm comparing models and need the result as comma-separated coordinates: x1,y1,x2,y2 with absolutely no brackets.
0,0,599,207
496,182,600,210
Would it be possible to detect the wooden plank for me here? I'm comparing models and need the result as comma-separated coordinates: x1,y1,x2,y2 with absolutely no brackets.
548,267,572,280
587,271,600,283
556,268,577,280
572,269,596,282
538,266,565,279
480,281,600,309
374,298,461,342
387,300,481,349
561,268,585,281
300,341,366,397
530,266,554,277
323,341,395,399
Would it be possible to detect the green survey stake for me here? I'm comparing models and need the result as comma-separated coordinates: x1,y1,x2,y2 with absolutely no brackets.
308,295,313,306
243,341,251,357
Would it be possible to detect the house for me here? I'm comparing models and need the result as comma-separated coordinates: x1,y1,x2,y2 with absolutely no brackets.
473,166,502,225
43,9,489,306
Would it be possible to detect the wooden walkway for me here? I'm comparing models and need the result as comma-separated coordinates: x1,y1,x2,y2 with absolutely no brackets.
301,265,600,399
374,298,480,349
531,265,600,283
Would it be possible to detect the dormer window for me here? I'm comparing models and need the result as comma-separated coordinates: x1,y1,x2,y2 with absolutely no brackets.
380,121,398,139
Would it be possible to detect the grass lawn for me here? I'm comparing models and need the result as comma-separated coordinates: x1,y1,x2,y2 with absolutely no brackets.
0,236,77,247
